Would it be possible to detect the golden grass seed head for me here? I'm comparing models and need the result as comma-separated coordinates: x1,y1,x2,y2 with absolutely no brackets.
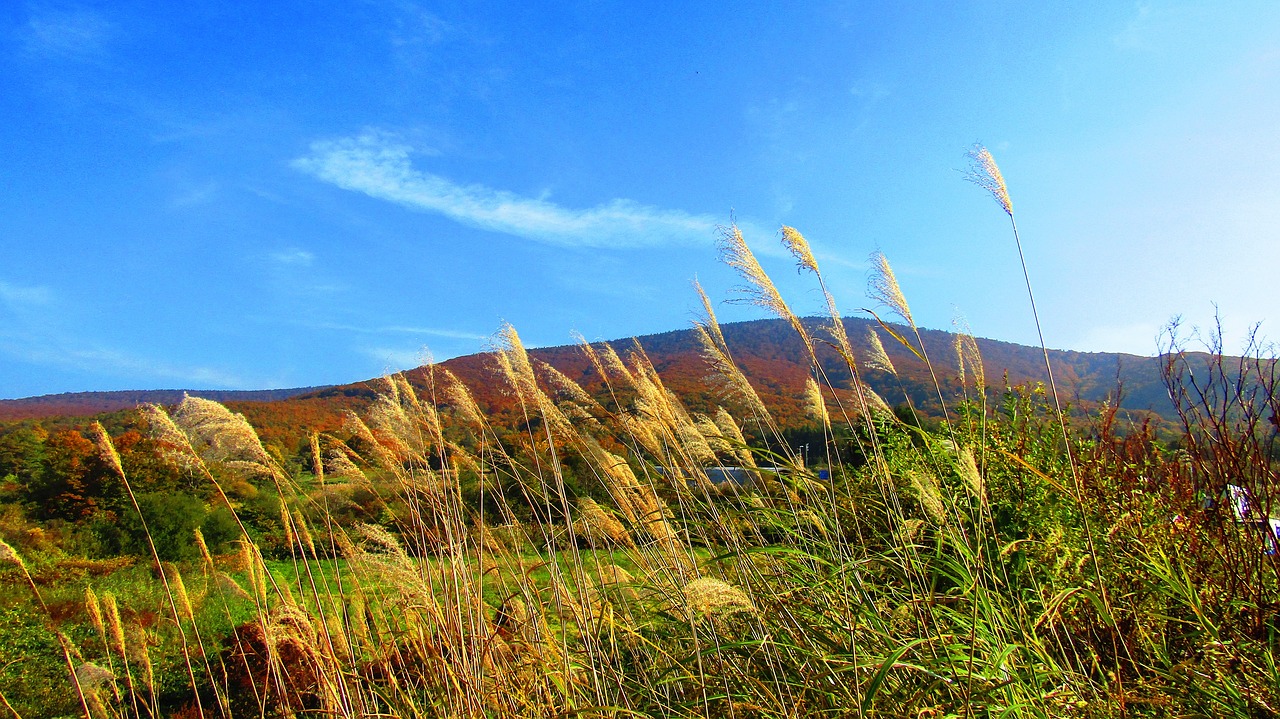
867,251,914,329
440,367,486,428
719,224,812,351
279,503,296,548
138,632,154,696
356,522,410,562
694,324,771,421
193,527,215,572
163,563,195,623
595,564,634,586
322,443,365,480
865,328,897,376
102,594,126,657
74,662,115,693
341,410,396,470
0,538,22,568
293,509,316,554
718,224,789,317
599,342,634,385
534,359,598,409
138,403,202,473
823,291,856,361
965,143,1013,216
85,587,104,636
897,518,925,545
215,572,252,600
909,471,948,525
88,421,125,478
852,378,892,415
172,395,276,471
804,377,829,426
780,225,820,275
951,313,986,389
958,447,985,499
310,433,324,483
683,577,755,617
575,497,633,546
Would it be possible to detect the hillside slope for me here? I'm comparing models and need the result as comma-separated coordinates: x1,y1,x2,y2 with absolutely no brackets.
0,318,1177,447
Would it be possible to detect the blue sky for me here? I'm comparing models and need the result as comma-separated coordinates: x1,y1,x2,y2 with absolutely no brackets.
3,2,1278,398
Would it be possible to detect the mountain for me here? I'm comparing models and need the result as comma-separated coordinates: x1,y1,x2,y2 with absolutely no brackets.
0,317,1180,449
0,387,330,422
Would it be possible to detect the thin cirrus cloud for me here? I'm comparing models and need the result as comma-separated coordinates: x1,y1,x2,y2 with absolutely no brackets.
309,321,488,341
0,281,53,307
270,249,316,266
20,8,115,61
293,132,721,248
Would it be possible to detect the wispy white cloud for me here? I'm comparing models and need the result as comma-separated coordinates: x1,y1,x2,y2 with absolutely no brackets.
311,321,488,341
293,132,722,248
170,181,220,209
0,281,260,391
362,346,432,370
270,249,316,266
0,281,53,307
0,334,255,390
387,3,454,48
20,8,115,61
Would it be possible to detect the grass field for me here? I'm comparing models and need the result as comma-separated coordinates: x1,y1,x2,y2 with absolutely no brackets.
2,149,1278,717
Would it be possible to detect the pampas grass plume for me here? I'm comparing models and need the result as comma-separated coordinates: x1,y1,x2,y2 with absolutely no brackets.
965,144,1013,216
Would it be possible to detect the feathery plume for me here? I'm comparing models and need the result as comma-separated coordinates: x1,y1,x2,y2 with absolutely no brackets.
279,503,296,548
0,538,21,568
849,378,892,415
215,572,252,601
865,328,897,376
909,471,947,524
595,563,634,586
293,509,316,555
85,587,105,636
804,377,829,426
691,279,732,360
74,663,115,693
342,410,399,471
138,403,202,473
683,577,755,616
193,527,214,572
958,448,985,498
535,359,590,403
322,442,364,480
965,143,1013,216
164,563,195,623
598,342,634,385
823,292,857,361
309,433,324,483
88,422,125,478
694,323,771,421
171,395,276,474
440,368,486,428
781,225,820,275
103,594,126,657
719,224,812,348
952,315,986,390
867,251,914,328
494,323,541,401
575,497,633,546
